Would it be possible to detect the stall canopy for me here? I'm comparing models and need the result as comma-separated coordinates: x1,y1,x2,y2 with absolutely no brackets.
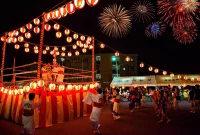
110,76,157,87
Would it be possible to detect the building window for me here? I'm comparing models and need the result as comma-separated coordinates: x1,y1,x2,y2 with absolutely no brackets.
122,68,126,71
96,74,101,79
128,66,135,70
131,58,134,61
96,56,101,61
112,74,120,78
83,58,88,63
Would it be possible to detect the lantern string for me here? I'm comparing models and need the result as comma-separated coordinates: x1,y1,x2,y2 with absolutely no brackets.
47,0,69,12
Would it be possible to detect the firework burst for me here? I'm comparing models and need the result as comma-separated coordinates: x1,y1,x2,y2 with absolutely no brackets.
173,21,197,44
181,0,199,12
130,0,155,23
98,4,132,38
157,0,197,27
145,22,166,38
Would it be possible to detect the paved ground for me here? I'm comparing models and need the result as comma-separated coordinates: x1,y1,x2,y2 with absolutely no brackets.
0,101,200,135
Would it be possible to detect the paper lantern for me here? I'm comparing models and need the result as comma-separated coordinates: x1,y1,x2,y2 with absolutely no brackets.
64,29,70,35
76,40,81,46
34,46,38,50
45,24,51,31
59,7,68,17
154,68,159,73
84,44,88,48
0,87,4,92
184,76,188,80
191,78,194,81
49,83,56,91
6,37,12,43
18,36,24,42
87,36,92,42
62,46,66,51
54,24,60,30
75,51,79,56
59,85,65,91
56,51,60,55
125,56,130,62
34,27,40,34
20,27,26,33
68,52,72,56
67,85,73,90
197,78,200,81
24,43,29,48
80,35,85,41
61,52,65,56
115,52,119,56
177,75,181,79
43,50,47,54
170,74,175,78
163,71,167,75
44,13,51,21
30,82,37,89
46,46,50,50
13,30,19,36
34,18,40,25
86,0,99,7
34,50,39,54
90,84,95,89
100,43,105,48
38,80,45,87
8,32,13,37
25,48,29,52
54,47,58,50
23,86,30,92
12,37,17,43
1,36,6,42
66,37,72,43
53,10,61,19
26,23,33,30
56,32,62,38
25,32,31,39
15,44,20,49
149,66,153,71
72,44,77,49
89,45,93,49
74,0,85,9
50,51,54,55
139,62,144,68
66,2,76,14
79,43,84,47
82,48,87,53
73,33,79,39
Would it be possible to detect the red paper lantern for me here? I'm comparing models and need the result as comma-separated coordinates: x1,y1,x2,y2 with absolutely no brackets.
53,10,61,19
34,27,40,34
86,0,99,7
66,2,76,14
25,32,31,39
59,7,68,17
73,0,85,9
44,13,51,21
45,24,51,31
26,23,33,30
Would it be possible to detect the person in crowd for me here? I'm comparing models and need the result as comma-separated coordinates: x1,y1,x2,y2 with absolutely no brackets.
89,88,103,134
141,88,147,107
189,87,195,113
173,87,180,110
129,89,137,112
21,92,41,135
112,89,120,120
158,91,171,124
194,85,200,113
105,91,109,104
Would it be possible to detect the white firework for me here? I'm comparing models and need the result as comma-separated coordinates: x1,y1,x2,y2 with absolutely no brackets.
181,0,199,12
98,4,132,38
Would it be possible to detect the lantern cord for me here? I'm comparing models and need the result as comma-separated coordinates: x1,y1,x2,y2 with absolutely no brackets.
0,62,38,71
16,76,37,79
3,79,37,84
47,0,69,12
2,70,37,77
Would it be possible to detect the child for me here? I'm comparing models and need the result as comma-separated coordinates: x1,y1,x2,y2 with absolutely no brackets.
113,89,120,120
21,92,41,135
89,88,103,134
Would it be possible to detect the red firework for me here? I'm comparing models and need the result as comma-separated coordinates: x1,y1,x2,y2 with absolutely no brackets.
173,21,197,44
157,0,197,27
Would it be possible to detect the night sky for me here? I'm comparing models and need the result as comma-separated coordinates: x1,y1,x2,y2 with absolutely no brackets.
0,0,200,78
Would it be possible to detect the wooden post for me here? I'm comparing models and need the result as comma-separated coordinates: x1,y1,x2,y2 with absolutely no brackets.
92,37,95,83
12,57,16,86
1,32,7,83
37,13,45,79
